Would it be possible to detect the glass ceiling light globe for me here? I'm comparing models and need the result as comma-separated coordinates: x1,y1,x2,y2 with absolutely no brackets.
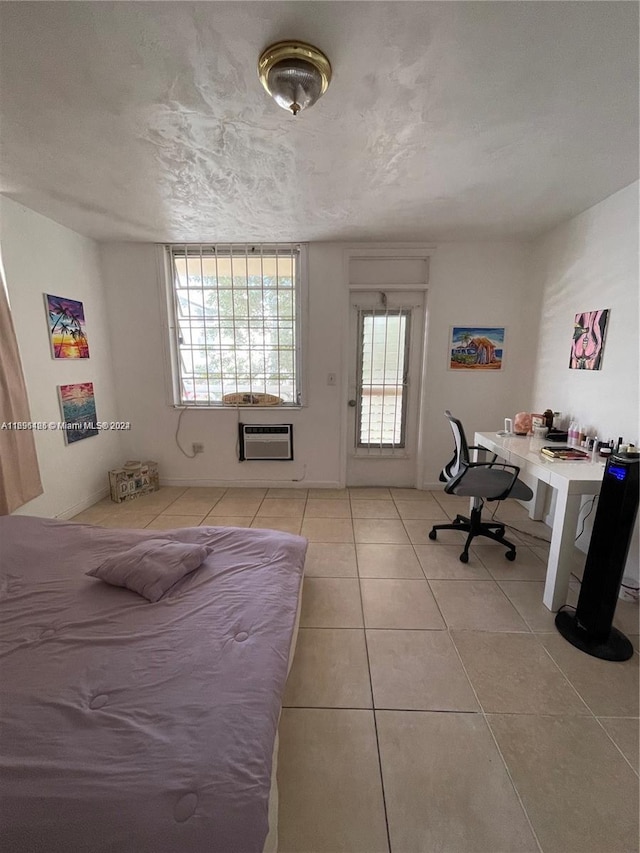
258,41,332,116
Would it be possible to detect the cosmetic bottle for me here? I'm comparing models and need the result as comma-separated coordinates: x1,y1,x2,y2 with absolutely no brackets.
599,442,612,459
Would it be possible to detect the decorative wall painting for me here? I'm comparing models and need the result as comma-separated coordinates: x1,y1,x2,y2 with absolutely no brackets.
449,326,505,370
58,382,99,444
569,309,609,370
46,294,90,359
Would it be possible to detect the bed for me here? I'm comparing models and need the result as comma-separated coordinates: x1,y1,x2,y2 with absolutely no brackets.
0,515,307,853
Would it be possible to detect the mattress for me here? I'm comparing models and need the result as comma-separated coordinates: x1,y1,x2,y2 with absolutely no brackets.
0,516,307,853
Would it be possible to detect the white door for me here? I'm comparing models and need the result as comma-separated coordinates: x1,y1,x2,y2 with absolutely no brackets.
346,290,425,487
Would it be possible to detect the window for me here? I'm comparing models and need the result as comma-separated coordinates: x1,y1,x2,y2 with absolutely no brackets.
167,244,303,406
357,308,410,448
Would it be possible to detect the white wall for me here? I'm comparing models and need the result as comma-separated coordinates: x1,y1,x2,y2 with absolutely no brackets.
98,240,534,489
528,182,639,579
529,182,639,442
421,241,538,486
0,198,125,517
98,242,348,488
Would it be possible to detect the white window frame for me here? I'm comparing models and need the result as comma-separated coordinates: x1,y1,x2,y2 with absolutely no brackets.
355,306,412,450
163,243,307,409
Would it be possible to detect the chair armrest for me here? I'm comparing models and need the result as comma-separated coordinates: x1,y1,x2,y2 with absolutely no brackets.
468,445,498,465
444,461,522,501
471,461,522,500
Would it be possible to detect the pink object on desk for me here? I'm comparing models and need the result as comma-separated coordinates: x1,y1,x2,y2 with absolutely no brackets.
513,412,532,435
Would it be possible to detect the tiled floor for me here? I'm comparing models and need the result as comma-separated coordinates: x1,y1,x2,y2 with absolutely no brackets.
73,487,640,853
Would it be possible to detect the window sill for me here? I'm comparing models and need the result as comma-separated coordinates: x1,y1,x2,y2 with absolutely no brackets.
173,404,304,411
353,450,410,459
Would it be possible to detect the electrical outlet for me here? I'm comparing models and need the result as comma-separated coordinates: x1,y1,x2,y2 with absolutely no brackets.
192,443,204,454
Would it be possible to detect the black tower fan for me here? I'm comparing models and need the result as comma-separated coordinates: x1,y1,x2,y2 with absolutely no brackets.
555,452,639,661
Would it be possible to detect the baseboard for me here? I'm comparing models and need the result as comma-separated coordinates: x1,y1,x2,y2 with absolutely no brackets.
55,486,110,520
159,478,343,489
162,478,445,490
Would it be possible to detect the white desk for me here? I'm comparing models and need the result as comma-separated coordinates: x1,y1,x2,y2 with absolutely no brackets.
474,431,605,611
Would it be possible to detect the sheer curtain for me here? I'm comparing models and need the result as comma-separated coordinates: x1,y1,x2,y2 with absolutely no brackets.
0,253,43,513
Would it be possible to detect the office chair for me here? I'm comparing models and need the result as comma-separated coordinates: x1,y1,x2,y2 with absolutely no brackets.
429,411,534,563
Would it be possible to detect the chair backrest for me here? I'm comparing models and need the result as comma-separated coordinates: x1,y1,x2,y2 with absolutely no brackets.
440,410,471,481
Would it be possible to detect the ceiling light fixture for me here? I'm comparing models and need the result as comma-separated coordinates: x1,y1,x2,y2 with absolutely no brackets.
258,41,331,116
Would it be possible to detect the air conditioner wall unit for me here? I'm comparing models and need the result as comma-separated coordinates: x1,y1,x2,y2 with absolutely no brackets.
239,424,294,461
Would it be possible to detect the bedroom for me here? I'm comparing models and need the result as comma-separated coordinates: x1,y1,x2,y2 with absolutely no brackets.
1,2,638,852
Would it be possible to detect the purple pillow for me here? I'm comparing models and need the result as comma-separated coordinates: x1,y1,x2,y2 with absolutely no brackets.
86,539,211,602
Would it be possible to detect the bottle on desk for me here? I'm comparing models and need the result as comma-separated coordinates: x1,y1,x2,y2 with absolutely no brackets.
568,420,580,447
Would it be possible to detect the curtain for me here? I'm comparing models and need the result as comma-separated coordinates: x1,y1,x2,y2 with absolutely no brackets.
0,257,43,513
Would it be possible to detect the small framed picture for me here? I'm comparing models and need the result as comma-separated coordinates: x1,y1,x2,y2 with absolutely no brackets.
58,382,99,444
569,309,609,370
45,294,90,359
449,326,505,371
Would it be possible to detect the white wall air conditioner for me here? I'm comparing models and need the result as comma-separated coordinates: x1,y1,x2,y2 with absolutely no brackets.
239,424,294,461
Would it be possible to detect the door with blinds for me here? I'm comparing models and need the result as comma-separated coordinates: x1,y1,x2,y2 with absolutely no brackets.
346,289,426,487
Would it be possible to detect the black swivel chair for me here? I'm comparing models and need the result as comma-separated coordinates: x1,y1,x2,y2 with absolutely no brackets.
429,411,534,563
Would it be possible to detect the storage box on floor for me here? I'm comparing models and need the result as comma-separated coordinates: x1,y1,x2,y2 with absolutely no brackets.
109,461,159,503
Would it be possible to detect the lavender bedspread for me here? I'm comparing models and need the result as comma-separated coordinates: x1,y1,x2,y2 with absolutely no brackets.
0,516,307,853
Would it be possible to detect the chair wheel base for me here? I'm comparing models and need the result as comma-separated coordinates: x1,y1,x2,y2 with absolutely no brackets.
429,501,519,564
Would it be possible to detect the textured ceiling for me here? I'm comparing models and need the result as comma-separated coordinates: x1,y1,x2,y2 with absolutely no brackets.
0,1,638,243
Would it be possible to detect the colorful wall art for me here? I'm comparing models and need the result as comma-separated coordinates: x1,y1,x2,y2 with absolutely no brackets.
569,309,609,370
58,382,99,444
449,326,505,370
46,294,90,359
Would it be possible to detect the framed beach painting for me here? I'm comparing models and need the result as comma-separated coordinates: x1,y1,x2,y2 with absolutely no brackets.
45,294,90,359
569,309,609,370
449,326,505,371
58,382,99,444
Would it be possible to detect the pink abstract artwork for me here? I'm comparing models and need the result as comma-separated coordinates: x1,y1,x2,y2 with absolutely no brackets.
569,309,609,370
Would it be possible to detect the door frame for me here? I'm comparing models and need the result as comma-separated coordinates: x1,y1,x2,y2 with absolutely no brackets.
339,244,436,488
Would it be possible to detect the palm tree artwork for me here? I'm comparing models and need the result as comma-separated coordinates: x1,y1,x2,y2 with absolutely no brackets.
58,382,98,444
46,294,90,359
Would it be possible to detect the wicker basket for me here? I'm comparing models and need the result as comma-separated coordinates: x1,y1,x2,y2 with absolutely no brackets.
222,393,283,406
